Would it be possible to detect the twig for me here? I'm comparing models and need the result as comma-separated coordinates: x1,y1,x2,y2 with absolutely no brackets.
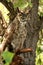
16,48,33,55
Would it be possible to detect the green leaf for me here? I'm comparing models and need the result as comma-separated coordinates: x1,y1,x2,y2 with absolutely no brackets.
6,0,11,2
28,2,32,7
4,63,9,65
1,51,14,64
13,0,29,10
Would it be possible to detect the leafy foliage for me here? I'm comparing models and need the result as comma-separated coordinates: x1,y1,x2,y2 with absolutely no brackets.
6,0,32,10
36,30,43,65
1,51,14,65
38,0,43,17
13,0,29,10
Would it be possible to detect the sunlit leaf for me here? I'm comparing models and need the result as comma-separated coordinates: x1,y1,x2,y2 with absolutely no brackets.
4,63,9,65
40,52,43,62
0,3,9,23
2,51,14,64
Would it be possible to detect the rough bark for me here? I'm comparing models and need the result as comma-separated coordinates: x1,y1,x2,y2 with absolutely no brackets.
23,0,39,65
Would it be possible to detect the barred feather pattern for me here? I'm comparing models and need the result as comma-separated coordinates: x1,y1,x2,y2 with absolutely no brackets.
11,14,27,50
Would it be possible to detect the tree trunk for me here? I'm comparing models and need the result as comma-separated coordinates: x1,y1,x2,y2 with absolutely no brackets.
23,0,39,65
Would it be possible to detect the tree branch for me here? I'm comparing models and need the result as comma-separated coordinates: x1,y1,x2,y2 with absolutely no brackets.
0,0,14,14
0,0,19,20
0,12,18,53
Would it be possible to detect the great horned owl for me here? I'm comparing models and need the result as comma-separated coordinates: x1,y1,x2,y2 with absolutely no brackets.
11,13,27,51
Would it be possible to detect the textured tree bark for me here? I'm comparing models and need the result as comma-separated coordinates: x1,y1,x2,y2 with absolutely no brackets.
23,0,39,65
